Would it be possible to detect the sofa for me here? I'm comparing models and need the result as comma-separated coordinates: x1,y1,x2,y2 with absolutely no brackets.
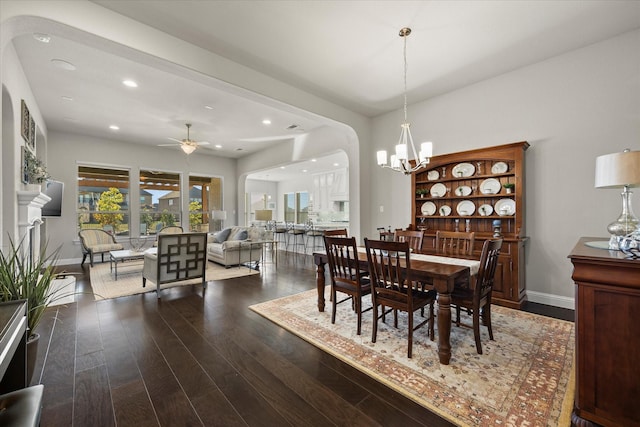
207,226,271,268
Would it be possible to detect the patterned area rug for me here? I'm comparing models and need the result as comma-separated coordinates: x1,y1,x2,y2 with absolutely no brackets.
250,289,575,427
90,260,259,300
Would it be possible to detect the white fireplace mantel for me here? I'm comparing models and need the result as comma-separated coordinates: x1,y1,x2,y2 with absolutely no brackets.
17,190,51,258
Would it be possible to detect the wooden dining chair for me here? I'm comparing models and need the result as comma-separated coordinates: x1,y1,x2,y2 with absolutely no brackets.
364,238,436,358
323,236,372,335
394,229,425,253
450,238,503,354
435,230,475,256
323,228,348,237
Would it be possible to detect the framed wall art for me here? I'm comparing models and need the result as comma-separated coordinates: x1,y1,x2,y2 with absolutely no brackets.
21,99,30,144
28,116,36,152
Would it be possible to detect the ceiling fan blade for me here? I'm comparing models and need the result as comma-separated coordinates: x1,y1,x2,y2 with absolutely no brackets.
167,137,182,143
158,143,180,147
196,141,211,146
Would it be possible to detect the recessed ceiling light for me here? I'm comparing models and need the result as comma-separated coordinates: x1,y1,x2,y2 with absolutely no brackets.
109,125,120,130
204,105,214,110
214,144,222,149
51,59,76,71
311,159,317,162
333,163,339,167
122,79,138,88
33,33,51,43
262,119,271,125
302,169,308,173
61,96,73,101
63,117,78,122
280,166,286,170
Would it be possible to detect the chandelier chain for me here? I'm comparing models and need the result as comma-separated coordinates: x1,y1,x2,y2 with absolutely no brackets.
403,30,408,123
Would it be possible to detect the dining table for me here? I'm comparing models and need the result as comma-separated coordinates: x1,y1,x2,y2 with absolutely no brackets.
313,248,480,365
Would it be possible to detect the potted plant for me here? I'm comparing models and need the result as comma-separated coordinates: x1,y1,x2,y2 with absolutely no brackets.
416,188,427,198
0,236,67,383
503,183,515,194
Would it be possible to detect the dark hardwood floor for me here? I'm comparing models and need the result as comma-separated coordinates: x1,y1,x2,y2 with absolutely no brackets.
33,251,574,426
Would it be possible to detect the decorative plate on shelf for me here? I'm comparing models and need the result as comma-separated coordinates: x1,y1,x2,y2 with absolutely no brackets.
421,201,437,216
491,161,509,174
495,198,516,216
430,183,447,198
480,178,501,194
439,205,452,216
427,170,439,181
456,200,476,216
478,204,493,216
455,185,472,196
452,162,475,178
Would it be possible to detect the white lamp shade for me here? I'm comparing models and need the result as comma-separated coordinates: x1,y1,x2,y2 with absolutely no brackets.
420,142,433,159
254,210,272,221
395,144,408,160
212,210,227,220
595,150,640,188
390,154,400,169
377,150,388,165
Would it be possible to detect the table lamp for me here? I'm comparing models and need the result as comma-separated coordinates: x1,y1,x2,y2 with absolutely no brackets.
594,149,640,249
211,210,227,232
254,210,273,222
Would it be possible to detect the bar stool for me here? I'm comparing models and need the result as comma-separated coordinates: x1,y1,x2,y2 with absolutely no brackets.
305,220,324,252
286,222,306,253
272,221,288,251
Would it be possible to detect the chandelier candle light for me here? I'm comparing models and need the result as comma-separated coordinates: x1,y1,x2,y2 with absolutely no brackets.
377,27,433,175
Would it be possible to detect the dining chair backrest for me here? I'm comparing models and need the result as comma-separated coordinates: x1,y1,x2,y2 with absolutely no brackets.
435,230,475,256
474,238,503,303
364,238,412,296
323,228,348,237
394,229,424,253
323,236,361,285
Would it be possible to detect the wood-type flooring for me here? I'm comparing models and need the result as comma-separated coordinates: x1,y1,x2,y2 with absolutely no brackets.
33,251,574,426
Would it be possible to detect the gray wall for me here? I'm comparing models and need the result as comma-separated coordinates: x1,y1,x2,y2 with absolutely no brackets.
369,29,640,308
46,131,236,263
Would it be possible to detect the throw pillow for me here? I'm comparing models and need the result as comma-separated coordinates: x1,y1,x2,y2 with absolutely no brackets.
213,228,232,243
229,229,248,241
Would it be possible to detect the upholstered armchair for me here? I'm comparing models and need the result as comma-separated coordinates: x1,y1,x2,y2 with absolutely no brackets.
153,225,184,246
78,229,124,267
142,232,207,299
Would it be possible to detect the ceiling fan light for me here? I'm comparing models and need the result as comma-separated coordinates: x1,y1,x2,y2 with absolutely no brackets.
181,143,197,154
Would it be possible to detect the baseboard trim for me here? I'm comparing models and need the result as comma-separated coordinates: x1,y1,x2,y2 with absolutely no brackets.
527,291,575,310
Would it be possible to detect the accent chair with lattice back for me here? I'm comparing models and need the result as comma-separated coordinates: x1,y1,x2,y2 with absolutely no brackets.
142,232,207,299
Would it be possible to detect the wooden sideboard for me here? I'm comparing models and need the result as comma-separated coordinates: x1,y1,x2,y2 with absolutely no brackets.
411,141,529,308
568,238,640,427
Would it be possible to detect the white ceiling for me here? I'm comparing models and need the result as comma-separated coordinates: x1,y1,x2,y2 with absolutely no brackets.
10,1,640,180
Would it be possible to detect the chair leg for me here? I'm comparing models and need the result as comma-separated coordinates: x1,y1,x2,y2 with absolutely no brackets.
407,311,414,358
372,305,378,343
331,287,337,325
485,305,494,341
90,252,94,267
429,303,435,341
472,308,483,355
81,252,87,266
356,297,362,335
142,277,146,287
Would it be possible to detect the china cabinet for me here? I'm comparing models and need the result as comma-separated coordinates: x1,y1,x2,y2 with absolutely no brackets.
411,141,529,308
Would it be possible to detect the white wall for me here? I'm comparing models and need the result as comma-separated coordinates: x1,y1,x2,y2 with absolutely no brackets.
370,29,640,307
46,131,237,263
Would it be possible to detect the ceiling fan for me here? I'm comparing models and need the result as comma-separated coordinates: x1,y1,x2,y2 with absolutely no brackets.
159,123,210,154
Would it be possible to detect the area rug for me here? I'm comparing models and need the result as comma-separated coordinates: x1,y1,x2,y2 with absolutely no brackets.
250,289,575,427
90,260,259,300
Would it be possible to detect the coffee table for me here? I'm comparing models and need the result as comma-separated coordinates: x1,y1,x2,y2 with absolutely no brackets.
109,249,146,280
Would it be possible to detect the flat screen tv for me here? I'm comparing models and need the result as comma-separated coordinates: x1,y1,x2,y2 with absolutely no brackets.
42,180,64,217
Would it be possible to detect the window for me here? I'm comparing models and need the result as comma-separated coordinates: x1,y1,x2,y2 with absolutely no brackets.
284,193,295,222
296,192,309,224
284,191,308,223
77,166,130,235
139,170,181,234
188,175,223,232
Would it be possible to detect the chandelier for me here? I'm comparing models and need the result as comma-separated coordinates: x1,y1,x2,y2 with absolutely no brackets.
376,27,433,175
